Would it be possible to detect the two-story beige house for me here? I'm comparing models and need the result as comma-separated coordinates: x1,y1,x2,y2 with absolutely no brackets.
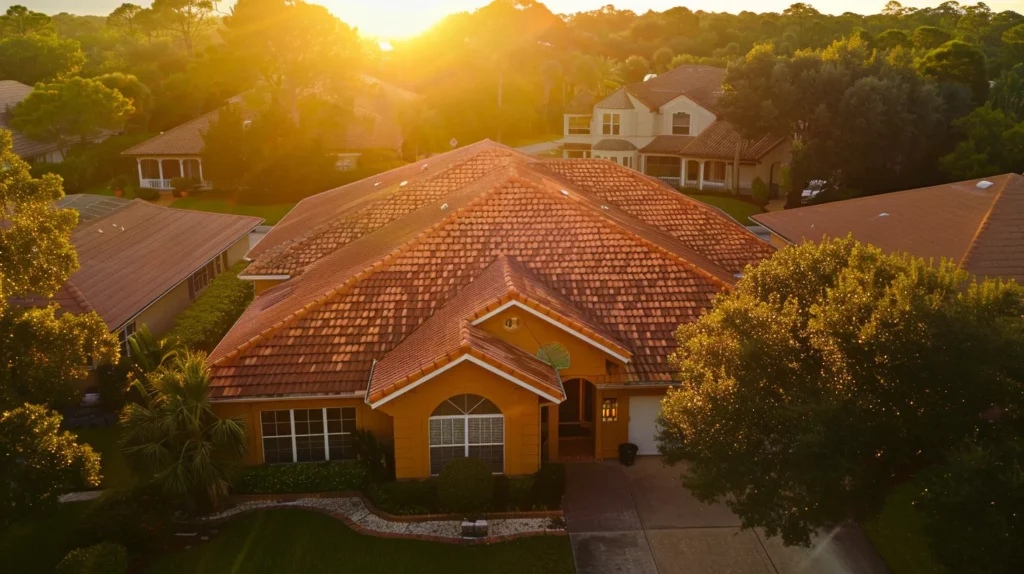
562,65,789,195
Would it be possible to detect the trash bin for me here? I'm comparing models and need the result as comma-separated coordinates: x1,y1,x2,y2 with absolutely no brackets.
618,443,639,466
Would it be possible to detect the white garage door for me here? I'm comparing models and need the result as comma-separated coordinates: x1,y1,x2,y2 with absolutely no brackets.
628,395,663,455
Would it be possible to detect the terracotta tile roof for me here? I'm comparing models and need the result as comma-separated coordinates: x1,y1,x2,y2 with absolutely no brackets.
625,65,725,112
594,89,634,109
207,141,772,399
640,135,695,154
594,138,637,151
16,200,261,331
752,174,1024,282
679,120,786,161
368,257,580,404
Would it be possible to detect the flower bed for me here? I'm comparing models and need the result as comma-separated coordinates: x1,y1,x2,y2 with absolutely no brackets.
236,460,371,494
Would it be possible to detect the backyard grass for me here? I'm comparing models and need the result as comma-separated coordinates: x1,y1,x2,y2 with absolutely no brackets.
169,196,295,225
683,192,764,224
75,425,134,490
147,509,575,574
0,501,96,574
862,480,945,574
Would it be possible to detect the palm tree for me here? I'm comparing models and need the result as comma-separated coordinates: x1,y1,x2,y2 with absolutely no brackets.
120,351,247,513
127,324,180,375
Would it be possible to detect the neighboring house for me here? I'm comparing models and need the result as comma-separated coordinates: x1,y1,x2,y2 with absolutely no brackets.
753,174,1024,282
207,140,773,479
15,195,262,356
562,65,789,195
0,80,112,163
121,77,418,190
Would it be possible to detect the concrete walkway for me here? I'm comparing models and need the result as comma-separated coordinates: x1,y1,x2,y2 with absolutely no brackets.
564,457,890,574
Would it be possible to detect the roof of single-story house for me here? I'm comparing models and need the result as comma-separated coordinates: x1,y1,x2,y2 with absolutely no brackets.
752,173,1024,282
122,77,418,158
0,80,62,160
15,196,262,331
207,140,774,402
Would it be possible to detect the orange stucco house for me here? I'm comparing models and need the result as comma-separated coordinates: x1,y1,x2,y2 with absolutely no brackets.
208,140,772,479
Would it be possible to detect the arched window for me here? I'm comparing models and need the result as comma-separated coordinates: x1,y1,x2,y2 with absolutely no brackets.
429,394,504,475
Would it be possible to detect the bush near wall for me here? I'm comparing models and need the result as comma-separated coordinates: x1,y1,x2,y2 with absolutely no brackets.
365,464,566,515
236,460,371,495
166,261,253,352
30,133,153,194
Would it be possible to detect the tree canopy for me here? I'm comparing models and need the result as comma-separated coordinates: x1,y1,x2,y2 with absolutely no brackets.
659,237,1024,546
0,33,84,85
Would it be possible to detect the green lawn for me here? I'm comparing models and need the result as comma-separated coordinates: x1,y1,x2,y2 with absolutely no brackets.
75,426,134,490
683,192,764,224
148,509,574,574
169,196,295,225
862,480,945,574
0,501,96,574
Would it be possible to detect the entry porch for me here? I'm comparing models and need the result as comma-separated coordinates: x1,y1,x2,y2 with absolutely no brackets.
136,156,209,190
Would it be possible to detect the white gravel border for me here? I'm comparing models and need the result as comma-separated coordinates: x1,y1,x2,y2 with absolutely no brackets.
204,496,564,541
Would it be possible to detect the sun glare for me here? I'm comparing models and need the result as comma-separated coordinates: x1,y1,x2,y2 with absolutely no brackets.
320,0,490,39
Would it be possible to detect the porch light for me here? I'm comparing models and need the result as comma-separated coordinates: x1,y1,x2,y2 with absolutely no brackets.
601,398,618,422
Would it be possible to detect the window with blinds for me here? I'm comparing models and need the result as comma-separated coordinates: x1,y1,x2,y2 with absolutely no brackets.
428,394,504,475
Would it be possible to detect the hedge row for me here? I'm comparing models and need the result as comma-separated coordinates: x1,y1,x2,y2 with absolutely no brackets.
365,463,566,515
166,260,253,352
236,460,371,494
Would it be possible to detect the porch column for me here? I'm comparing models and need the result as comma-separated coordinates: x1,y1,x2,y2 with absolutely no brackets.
546,403,559,461
136,158,143,186
593,388,604,461
198,159,204,183
157,159,164,184
698,160,705,190
179,159,185,179
679,158,685,183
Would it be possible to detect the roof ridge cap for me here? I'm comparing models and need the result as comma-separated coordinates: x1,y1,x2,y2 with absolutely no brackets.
960,174,1015,271
212,181,505,367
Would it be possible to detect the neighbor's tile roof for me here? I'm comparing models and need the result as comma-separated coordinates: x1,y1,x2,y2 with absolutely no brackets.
625,65,725,112
752,174,1024,282
640,121,786,161
207,141,772,399
0,80,61,159
121,109,221,157
17,200,261,331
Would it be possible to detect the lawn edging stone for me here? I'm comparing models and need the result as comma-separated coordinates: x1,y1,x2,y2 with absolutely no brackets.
211,494,565,545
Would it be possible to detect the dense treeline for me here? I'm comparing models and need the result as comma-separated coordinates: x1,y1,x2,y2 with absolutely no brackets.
1,1,1023,203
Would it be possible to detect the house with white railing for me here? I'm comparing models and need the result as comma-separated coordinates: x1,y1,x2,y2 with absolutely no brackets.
562,65,790,196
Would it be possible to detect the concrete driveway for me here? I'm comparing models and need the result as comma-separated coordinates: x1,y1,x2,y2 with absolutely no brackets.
564,457,889,574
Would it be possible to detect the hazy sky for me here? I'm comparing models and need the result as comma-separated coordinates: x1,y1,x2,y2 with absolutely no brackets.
11,0,1024,38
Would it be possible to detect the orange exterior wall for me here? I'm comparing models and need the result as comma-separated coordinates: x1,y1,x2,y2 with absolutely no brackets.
477,307,624,380
594,386,669,460
253,279,286,296
213,397,393,465
376,361,543,479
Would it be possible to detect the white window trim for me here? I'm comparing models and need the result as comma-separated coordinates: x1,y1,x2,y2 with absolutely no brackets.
602,113,620,135
428,412,505,476
261,407,356,464
672,112,691,135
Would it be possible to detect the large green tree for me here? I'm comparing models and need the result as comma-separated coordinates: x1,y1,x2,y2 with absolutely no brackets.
0,404,100,524
0,130,118,408
151,0,216,57
918,40,989,103
659,237,1024,545
939,103,1024,179
0,34,84,85
11,77,133,159
120,351,247,512
0,5,52,36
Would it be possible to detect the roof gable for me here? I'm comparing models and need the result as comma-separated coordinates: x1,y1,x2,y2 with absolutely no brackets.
625,65,725,112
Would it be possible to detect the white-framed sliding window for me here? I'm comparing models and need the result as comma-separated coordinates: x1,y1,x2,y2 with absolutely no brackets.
260,407,356,464
428,394,504,475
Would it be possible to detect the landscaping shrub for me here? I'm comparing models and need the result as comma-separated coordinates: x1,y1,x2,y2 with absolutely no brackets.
133,186,160,201
56,542,128,574
236,460,371,494
29,133,151,193
437,458,494,515
532,463,566,509
96,360,132,412
366,478,440,515
166,261,254,352
751,176,770,206
352,429,396,482
76,486,174,554
494,475,537,511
